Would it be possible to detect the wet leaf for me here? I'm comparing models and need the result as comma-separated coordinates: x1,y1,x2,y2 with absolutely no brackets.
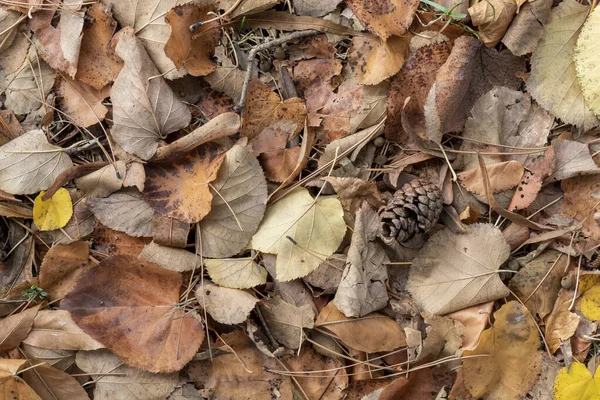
33,188,73,231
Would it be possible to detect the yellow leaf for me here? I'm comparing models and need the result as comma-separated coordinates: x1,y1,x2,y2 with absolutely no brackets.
579,275,600,320
33,188,73,231
554,362,600,400
574,7,600,118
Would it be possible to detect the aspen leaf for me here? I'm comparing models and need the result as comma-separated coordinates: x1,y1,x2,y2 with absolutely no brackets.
204,258,267,289
33,188,73,231
574,8,600,118
251,187,346,281
554,362,600,400
578,275,600,321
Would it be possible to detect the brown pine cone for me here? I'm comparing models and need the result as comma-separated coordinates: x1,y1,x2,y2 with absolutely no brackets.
378,179,443,245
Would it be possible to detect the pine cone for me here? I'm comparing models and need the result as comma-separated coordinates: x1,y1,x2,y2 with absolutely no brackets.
378,179,443,244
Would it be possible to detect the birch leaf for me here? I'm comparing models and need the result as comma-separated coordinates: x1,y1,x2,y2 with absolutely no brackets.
204,258,267,289
574,7,600,117
251,187,346,281
33,188,73,231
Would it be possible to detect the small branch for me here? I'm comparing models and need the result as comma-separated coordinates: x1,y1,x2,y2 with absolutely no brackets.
235,30,319,112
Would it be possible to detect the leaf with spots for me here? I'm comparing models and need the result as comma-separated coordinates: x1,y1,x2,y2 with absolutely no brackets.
345,0,420,39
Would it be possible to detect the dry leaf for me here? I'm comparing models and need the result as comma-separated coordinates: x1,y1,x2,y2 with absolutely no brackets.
348,35,409,85
22,361,89,400
468,0,517,47
333,204,389,317
545,288,580,353
259,296,315,349
0,130,72,195
204,258,267,289
0,202,32,219
62,255,205,373
323,177,383,214
204,57,246,104
75,2,122,90
144,143,226,224
561,175,600,240
458,161,524,196
139,242,198,272
0,9,21,52
251,187,346,281
88,188,153,237
578,275,600,321
76,349,178,399
407,224,510,315
447,302,494,351
21,345,75,372
241,79,306,140
0,304,39,353
0,23,29,77
315,301,406,353
123,162,145,192
527,0,599,131
75,161,126,198
292,0,340,16
508,148,555,211
57,77,110,128
303,254,345,295
574,7,600,118
462,301,542,399
50,198,95,244
151,215,189,248
91,222,150,257
0,359,40,400
502,0,552,56
196,281,258,325
110,28,191,160
345,0,419,39
22,310,103,350
164,3,220,76
549,139,600,182
39,241,88,300
33,188,73,231
419,314,464,363
554,362,600,400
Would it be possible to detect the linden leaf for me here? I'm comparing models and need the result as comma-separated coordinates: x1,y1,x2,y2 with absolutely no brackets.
554,362,600,400
204,258,267,289
33,188,73,231
574,8,600,118
251,187,346,281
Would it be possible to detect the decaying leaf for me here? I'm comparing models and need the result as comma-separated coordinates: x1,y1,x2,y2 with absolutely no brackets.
468,0,517,47
502,0,552,56
50,197,95,244
110,28,191,160
0,130,72,195
204,258,267,289
196,281,258,325
39,241,89,300
407,224,511,315
561,175,600,240
259,296,315,349
62,255,205,373
527,0,599,130
554,362,600,400
323,177,383,213
22,361,89,400
88,188,153,237
333,204,389,317
144,143,227,224
91,222,150,257
574,7,600,118
345,0,419,39
33,188,73,231
458,160,524,196
315,301,406,353
204,56,246,104
462,301,542,399
197,142,268,258
0,359,39,400
251,187,346,281
56,77,110,128
550,139,600,182
139,242,198,272
348,35,409,85
545,288,580,353
508,148,555,211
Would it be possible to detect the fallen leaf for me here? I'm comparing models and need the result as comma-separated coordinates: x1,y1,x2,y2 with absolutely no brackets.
323,177,383,213
91,222,150,257
22,361,89,400
527,0,599,131
196,281,258,325
27,1,84,78
0,9,22,52
38,241,89,300
56,77,110,128
502,0,552,56
458,161,524,196
554,362,600,400
88,188,153,237
303,254,345,295
407,224,511,315
49,198,95,245
561,175,600,240
76,349,178,399
251,187,346,281
75,2,122,90
241,79,306,140
144,143,226,224
110,27,191,160
217,0,280,19
22,310,103,350
348,35,409,85
528,353,561,399
334,204,389,317
468,0,517,47
508,148,555,211
315,301,406,353
3,47,55,115
21,345,75,372
0,304,39,353
259,296,315,349
151,215,189,248
574,7,600,118
419,314,464,363
578,275,600,321
0,130,72,195
75,161,126,198
508,250,567,319
0,202,32,219
0,359,40,400
164,3,220,76
204,258,267,289
549,139,600,182
0,23,29,77
33,188,73,231
462,301,542,399
139,242,198,272
62,255,205,373
292,0,340,16
447,302,493,351
345,0,419,39
545,288,580,353
377,368,434,400
204,56,246,104
123,162,145,192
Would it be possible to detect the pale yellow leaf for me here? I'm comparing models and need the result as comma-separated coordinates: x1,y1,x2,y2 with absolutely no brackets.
574,7,600,118
204,258,267,289
195,281,258,325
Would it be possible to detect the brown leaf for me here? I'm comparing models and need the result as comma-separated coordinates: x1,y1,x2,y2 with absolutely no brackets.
561,175,600,240
0,202,32,219
165,3,220,76
39,241,89,301
259,296,315,349
458,160,524,196
204,56,246,104
345,0,419,39
348,35,409,85
0,305,40,353
508,148,555,211
323,177,383,213
151,215,189,248
447,302,493,351
468,0,517,47
243,11,360,36
49,198,95,245
260,146,303,183
28,2,84,78
144,143,226,224
545,288,580,353
110,27,191,160
22,362,89,400
57,77,110,128
287,34,337,60
22,310,104,350
315,301,406,353
462,301,542,399
378,368,434,400
303,254,345,295
91,222,150,257
21,345,75,372
75,2,122,90
0,360,40,400
502,0,552,56
62,255,205,373
241,79,307,140
88,189,153,237
293,58,341,112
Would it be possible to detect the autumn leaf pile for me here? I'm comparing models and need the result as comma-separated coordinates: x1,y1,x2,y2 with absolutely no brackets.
2,0,600,398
